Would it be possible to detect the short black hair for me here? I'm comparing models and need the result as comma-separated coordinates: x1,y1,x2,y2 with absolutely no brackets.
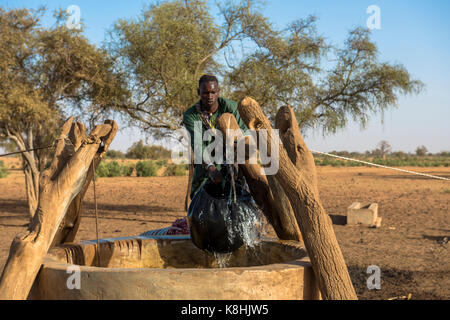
199,75,219,87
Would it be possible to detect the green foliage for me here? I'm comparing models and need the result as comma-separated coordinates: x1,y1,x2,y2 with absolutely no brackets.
156,159,168,167
96,161,129,178
227,24,423,133
109,0,221,134
416,145,428,156
107,161,123,177
126,140,171,159
163,164,188,176
96,162,110,178
0,7,128,138
106,150,125,159
0,7,129,215
122,163,136,177
108,0,422,137
0,160,9,178
135,161,159,177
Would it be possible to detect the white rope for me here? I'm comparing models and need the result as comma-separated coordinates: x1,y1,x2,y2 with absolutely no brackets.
310,150,450,182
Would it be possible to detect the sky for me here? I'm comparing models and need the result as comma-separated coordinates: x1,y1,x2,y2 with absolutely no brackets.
1,0,449,154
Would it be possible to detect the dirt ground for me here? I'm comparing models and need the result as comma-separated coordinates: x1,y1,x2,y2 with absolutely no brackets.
0,162,448,300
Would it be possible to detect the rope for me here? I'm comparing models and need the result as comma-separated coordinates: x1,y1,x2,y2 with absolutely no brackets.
228,164,237,204
0,134,102,158
311,150,450,182
0,144,54,157
91,161,101,267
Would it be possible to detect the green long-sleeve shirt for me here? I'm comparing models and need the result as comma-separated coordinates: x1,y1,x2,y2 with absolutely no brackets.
182,97,248,199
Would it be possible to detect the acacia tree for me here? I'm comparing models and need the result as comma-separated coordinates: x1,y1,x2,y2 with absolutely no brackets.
109,0,422,138
0,8,129,219
377,140,392,159
226,18,424,133
416,145,428,156
108,0,269,137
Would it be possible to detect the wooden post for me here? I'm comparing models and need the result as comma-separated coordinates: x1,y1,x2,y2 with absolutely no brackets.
0,118,117,300
238,97,357,300
275,106,319,195
52,120,118,246
216,114,302,242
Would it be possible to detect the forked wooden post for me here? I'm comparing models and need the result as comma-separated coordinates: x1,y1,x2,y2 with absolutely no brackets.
216,114,303,242
52,120,118,246
275,106,320,196
238,97,357,300
0,118,117,300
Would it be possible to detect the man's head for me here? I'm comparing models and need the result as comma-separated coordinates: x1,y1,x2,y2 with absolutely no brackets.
198,75,220,113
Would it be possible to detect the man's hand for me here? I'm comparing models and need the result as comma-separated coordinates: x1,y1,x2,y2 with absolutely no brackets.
207,165,223,184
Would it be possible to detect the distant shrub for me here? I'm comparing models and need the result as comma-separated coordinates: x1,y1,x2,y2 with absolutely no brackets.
122,163,135,176
96,162,109,177
106,150,125,159
126,140,171,159
107,161,124,177
96,161,125,177
416,145,428,156
156,159,168,167
164,164,188,176
0,161,9,178
136,161,158,177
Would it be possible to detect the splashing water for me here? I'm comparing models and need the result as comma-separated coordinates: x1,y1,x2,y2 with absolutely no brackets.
227,200,267,245
213,252,233,268
233,204,266,249
212,204,267,268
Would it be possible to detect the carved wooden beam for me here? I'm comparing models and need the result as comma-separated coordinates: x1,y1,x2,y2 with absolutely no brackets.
238,97,357,300
0,118,117,300
52,120,118,246
275,106,319,195
216,113,302,242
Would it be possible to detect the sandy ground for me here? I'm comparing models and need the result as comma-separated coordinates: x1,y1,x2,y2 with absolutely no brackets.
0,163,449,300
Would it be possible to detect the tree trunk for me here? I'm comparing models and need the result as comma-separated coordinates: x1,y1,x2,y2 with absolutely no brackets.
22,161,39,219
216,113,302,242
238,97,357,300
0,117,117,300
5,129,41,220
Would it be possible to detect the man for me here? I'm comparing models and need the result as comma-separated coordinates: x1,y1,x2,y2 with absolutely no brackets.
183,75,248,199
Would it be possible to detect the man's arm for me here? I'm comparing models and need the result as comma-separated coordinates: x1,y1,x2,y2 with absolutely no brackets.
183,111,222,184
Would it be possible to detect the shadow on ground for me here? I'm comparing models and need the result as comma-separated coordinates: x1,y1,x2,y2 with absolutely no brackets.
329,214,347,226
83,202,181,214
0,199,28,215
348,266,447,300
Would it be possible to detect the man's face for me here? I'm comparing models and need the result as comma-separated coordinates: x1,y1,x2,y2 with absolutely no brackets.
199,81,220,112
